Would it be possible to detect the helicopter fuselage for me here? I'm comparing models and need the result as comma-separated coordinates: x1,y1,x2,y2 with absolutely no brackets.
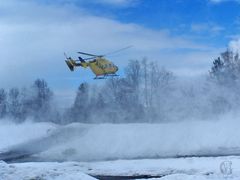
66,57,118,77
87,58,118,76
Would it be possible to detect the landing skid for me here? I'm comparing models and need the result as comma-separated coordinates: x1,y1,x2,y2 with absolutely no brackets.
107,74,119,77
94,74,119,80
94,76,106,80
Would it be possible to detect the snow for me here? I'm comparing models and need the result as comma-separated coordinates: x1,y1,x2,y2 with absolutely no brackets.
0,121,57,152
1,117,240,161
1,119,240,179
0,160,96,180
74,156,240,177
1,156,240,180
36,117,240,161
141,174,223,180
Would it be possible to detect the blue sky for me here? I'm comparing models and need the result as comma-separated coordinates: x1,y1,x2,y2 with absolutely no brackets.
1,0,240,102
40,0,240,45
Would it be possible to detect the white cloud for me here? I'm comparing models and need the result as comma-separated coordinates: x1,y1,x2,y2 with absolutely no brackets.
95,0,137,6
191,23,224,34
229,39,240,53
30,0,138,7
210,0,226,3
191,24,209,32
209,0,240,3
0,0,217,90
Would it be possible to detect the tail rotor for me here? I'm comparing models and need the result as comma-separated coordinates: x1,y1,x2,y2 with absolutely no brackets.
64,52,75,71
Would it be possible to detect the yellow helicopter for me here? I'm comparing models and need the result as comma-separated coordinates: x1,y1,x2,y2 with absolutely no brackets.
64,46,132,79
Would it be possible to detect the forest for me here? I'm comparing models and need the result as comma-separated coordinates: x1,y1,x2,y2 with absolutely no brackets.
1,49,240,124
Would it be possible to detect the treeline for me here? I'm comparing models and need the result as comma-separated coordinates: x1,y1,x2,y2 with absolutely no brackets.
63,59,175,124
1,48,240,124
0,79,59,123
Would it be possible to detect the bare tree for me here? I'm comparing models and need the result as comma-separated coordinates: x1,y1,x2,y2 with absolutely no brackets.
31,79,53,121
210,49,240,86
68,83,90,123
125,60,141,92
8,88,22,122
0,89,7,119
148,62,174,122
142,58,149,108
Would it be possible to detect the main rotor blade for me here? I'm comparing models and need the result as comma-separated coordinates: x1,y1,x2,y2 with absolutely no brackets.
75,57,96,62
64,52,68,59
83,57,96,60
77,45,132,59
77,51,99,57
104,45,133,56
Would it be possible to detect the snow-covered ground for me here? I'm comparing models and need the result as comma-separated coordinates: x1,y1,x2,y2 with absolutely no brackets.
1,118,240,179
0,120,57,151
1,156,240,180
0,160,96,180
42,118,240,161
1,116,240,161
73,156,240,179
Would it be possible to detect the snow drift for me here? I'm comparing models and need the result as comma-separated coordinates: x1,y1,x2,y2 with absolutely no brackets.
1,113,240,162
0,120,57,151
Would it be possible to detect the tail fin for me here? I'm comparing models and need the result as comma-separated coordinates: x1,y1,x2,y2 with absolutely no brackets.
65,58,75,71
